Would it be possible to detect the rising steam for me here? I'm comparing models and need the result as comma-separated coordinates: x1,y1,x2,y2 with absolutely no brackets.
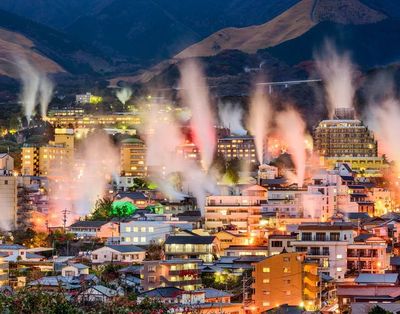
142,102,217,213
247,85,272,163
39,74,54,118
276,108,307,187
218,102,246,136
116,87,133,105
315,41,355,118
179,59,216,170
15,57,54,121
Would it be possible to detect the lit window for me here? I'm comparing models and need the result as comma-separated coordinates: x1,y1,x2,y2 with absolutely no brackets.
263,267,270,273
125,227,131,232
133,237,138,242
148,227,154,232
263,302,270,306
141,237,146,243
263,278,270,283
336,254,342,259
337,267,342,272
133,227,139,232
141,227,146,232
125,237,131,242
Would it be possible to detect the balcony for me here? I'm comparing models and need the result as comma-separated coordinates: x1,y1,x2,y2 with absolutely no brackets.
169,269,200,276
160,276,202,286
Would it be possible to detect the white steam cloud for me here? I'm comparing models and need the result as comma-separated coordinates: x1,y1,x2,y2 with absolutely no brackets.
15,57,54,121
315,41,355,118
179,59,216,170
247,85,272,163
116,87,133,105
218,102,246,136
142,102,217,213
276,108,307,187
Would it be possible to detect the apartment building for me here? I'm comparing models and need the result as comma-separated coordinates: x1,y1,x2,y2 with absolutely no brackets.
120,137,146,177
205,185,267,232
217,136,257,165
292,223,355,280
141,259,202,291
252,252,319,312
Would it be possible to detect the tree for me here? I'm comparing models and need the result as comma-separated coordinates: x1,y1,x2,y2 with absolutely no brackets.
145,244,164,260
90,197,113,220
368,306,392,314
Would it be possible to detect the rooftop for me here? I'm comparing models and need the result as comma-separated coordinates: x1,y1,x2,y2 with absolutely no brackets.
104,245,145,253
164,236,216,245
355,273,399,285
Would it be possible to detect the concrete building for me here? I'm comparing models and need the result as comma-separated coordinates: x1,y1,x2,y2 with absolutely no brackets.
0,153,14,171
314,108,377,158
0,253,9,286
251,252,319,312
120,138,146,177
61,263,89,277
164,235,220,262
205,185,267,232
292,222,355,280
141,259,202,291
268,234,296,255
0,173,17,229
120,216,174,245
347,234,388,274
21,128,75,176
217,136,257,165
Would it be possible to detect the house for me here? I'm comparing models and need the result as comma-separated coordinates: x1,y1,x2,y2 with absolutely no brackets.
0,244,50,262
201,288,232,303
115,191,150,209
76,285,120,303
141,259,202,291
337,274,400,312
137,287,185,304
224,245,268,257
61,263,89,277
69,221,118,239
214,230,250,250
91,245,146,264
164,235,220,262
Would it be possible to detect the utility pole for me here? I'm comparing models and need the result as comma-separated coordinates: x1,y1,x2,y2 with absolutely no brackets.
61,208,70,232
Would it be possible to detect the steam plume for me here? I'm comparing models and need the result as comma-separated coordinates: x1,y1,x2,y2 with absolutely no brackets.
218,102,246,136
247,85,272,163
16,59,41,123
15,57,54,121
276,108,307,187
39,74,54,118
142,102,217,213
116,87,133,105
179,59,216,170
315,41,355,118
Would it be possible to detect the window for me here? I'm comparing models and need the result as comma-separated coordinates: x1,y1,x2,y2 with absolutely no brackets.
271,241,283,247
125,237,131,242
133,237,139,243
283,257,290,262
283,279,291,284
125,226,131,232
141,237,146,243
316,233,326,241
330,233,340,241
285,290,291,296
302,233,312,241
141,227,146,232
263,267,270,273
283,267,290,273
337,267,342,272
263,278,270,284
336,254,342,259
263,291,270,295
263,302,270,306
133,227,139,232
148,227,154,232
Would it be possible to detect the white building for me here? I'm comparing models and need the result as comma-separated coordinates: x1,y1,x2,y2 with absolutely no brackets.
77,285,119,303
91,245,146,264
0,173,17,230
292,222,355,281
262,189,305,218
120,214,194,245
0,154,14,171
205,185,267,232
61,263,89,277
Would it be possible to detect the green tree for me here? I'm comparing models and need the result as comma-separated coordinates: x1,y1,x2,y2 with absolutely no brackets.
369,306,392,314
90,197,113,220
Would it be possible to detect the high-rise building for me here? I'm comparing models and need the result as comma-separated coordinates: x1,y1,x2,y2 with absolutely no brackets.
217,136,257,165
0,173,17,230
120,138,146,177
314,108,377,158
251,252,319,312
21,129,74,176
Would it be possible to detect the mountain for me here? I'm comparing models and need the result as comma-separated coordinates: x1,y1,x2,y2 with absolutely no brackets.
266,19,400,69
176,0,386,59
65,0,299,64
0,9,115,78
0,0,114,29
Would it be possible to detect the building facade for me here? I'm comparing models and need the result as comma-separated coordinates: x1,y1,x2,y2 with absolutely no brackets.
120,138,146,177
